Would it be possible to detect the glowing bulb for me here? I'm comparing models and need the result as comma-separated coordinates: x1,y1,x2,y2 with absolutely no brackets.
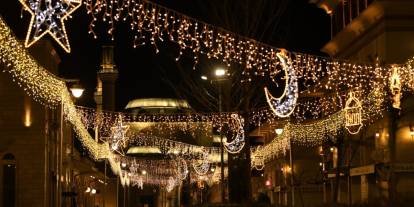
70,88,84,98
201,75,208,80
375,133,380,138
210,167,215,172
142,170,147,175
85,187,91,193
70,84,84,98
265,180,271,186
91,188,97,194
330,147,334,152
275,128,283,135
121,162,127,168
215,68,226,77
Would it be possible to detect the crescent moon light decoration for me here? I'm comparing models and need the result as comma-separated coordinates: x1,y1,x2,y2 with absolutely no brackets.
176,157,189,180
264,51,298,118
223,113,245,154
166,176,177,192
192,149,210,176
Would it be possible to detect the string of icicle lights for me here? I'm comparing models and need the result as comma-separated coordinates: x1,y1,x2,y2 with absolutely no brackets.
0,17,128,188
84,0,384,77
0,16,108,160
0,17,222,189
252,110,344,162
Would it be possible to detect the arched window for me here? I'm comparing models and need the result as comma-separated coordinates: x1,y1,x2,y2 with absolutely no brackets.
3,153,16,207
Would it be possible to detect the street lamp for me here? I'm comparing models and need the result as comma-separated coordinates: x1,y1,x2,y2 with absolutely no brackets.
214,67,227,203
275,128,284,135
215,68,226,77
70,83,85,98
57,79,84,206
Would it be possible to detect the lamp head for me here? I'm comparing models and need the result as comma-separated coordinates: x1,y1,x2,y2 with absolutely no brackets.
70,83,84,98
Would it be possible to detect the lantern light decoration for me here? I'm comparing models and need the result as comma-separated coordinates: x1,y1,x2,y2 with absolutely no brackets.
344,91,363,135
390,65,402,109
251,146,265,171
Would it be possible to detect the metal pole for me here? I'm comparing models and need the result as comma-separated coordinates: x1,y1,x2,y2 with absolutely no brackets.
219,83,225,203
116,178,119,207
58,100,64,207
289,140,294,207
104,160,107,207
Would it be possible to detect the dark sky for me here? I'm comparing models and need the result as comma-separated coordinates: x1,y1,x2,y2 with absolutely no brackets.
1,0,330,111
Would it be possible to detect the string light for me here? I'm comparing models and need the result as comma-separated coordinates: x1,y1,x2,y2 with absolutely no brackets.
18,0,81,53
84,0,390,82
2,14,414,189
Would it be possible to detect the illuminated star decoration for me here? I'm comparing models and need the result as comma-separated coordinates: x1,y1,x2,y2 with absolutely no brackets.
18,0,81,53
110,114,130,155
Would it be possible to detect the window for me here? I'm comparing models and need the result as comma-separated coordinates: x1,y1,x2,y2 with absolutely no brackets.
3,153,16,207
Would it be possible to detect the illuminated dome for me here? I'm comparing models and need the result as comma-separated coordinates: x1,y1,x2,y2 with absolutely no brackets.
125,98,192,114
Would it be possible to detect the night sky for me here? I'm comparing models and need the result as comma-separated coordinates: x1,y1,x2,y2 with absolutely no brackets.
1,0,330,111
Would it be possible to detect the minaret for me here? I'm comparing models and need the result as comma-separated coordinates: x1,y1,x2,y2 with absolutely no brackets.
96,45,118,111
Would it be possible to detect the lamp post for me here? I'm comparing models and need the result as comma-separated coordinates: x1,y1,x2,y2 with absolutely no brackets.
201,67,228,203
59,79,84,207
215,67,227,203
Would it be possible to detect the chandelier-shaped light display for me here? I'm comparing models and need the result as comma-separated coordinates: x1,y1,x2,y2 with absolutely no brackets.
18,0,81,53
264,50,298,117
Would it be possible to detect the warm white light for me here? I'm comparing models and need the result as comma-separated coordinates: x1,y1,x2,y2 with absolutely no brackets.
265,180,271,187
201,75,208,80
85,187,91,193
275,128,283,135
330,147,334,152
121,162,127,168
24,97,32,127
215,68,226,77
375,133,380,138
319,162,323,167
142,170,147,175
70,87,84,98
210,168,215,172
91,188,97,194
